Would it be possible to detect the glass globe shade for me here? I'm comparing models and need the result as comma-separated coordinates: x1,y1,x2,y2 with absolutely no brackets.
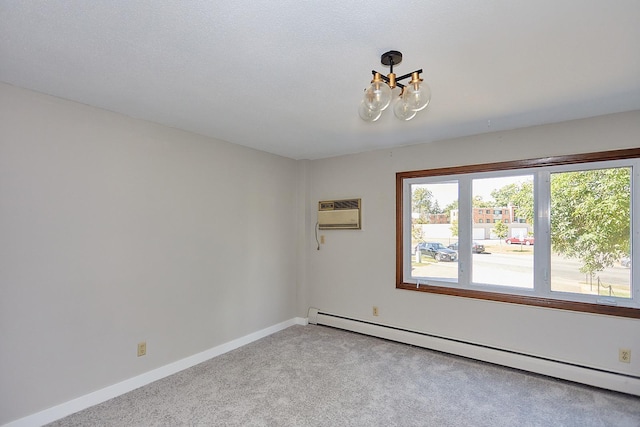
393,98,417,121
402,81,431,112
358,101,382,122
363,80,392,111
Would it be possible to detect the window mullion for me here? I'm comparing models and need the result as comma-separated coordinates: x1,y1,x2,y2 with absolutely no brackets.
458,177,472,286
535,171,551,296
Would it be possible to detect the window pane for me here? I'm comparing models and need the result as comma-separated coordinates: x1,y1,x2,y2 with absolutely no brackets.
472,176,534,288
550,167,632,298
411,182,458,282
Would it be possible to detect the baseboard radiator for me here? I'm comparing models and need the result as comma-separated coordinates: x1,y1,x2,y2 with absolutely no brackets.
307,308,640,396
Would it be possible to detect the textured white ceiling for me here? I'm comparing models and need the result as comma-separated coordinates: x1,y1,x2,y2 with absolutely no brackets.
2,1,639,160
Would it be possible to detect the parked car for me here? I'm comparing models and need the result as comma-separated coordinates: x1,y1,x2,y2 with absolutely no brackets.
415,242,458,262
447,241,485,254
620,257,631,268
505,236,534,245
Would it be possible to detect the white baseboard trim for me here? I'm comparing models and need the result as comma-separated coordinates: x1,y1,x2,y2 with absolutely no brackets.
308,308,640,396
5,317,308,427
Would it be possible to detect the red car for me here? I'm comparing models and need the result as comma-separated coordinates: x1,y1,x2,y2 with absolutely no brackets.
505,236,534,245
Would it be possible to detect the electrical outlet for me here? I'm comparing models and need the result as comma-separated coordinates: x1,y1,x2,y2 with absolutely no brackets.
372,306,379,316
137,342,147,357
320,235,325,244
619,348,631,363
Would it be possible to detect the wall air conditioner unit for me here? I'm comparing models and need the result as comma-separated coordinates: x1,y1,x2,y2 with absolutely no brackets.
318,199,361,230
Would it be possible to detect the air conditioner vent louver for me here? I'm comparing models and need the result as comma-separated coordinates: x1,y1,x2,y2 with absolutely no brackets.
335,199,360,210
318,198,361,230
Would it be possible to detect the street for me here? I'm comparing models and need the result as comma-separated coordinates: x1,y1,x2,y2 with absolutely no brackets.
412,250,631,297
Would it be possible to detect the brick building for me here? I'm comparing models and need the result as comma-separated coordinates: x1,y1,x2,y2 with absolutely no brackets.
450,205,528,224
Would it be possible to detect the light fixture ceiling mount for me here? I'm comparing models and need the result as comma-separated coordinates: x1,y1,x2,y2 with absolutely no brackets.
359,50,431,122
380,50,403,67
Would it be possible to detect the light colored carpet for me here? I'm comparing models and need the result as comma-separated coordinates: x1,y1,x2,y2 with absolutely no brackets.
48,325,640,426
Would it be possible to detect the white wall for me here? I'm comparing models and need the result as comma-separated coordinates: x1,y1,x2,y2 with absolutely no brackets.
0,83,299,424
304,111,640,379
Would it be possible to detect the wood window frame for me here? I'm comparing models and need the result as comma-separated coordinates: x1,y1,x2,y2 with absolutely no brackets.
396,148,640,319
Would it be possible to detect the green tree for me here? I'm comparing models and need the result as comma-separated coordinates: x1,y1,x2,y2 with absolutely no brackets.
491,183,520,207
412,187,433,223
411,224,424,242
450,219,458,237
491,180,534,224
493,221,509,243
443,200,458,217
472,195,491,208
550,168,630,275
432,200,442,215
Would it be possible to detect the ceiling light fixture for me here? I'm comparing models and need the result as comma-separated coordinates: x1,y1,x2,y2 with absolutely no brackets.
359,50,431,122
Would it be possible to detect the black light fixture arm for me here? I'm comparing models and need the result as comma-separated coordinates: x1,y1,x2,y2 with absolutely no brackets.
371,68,423,89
